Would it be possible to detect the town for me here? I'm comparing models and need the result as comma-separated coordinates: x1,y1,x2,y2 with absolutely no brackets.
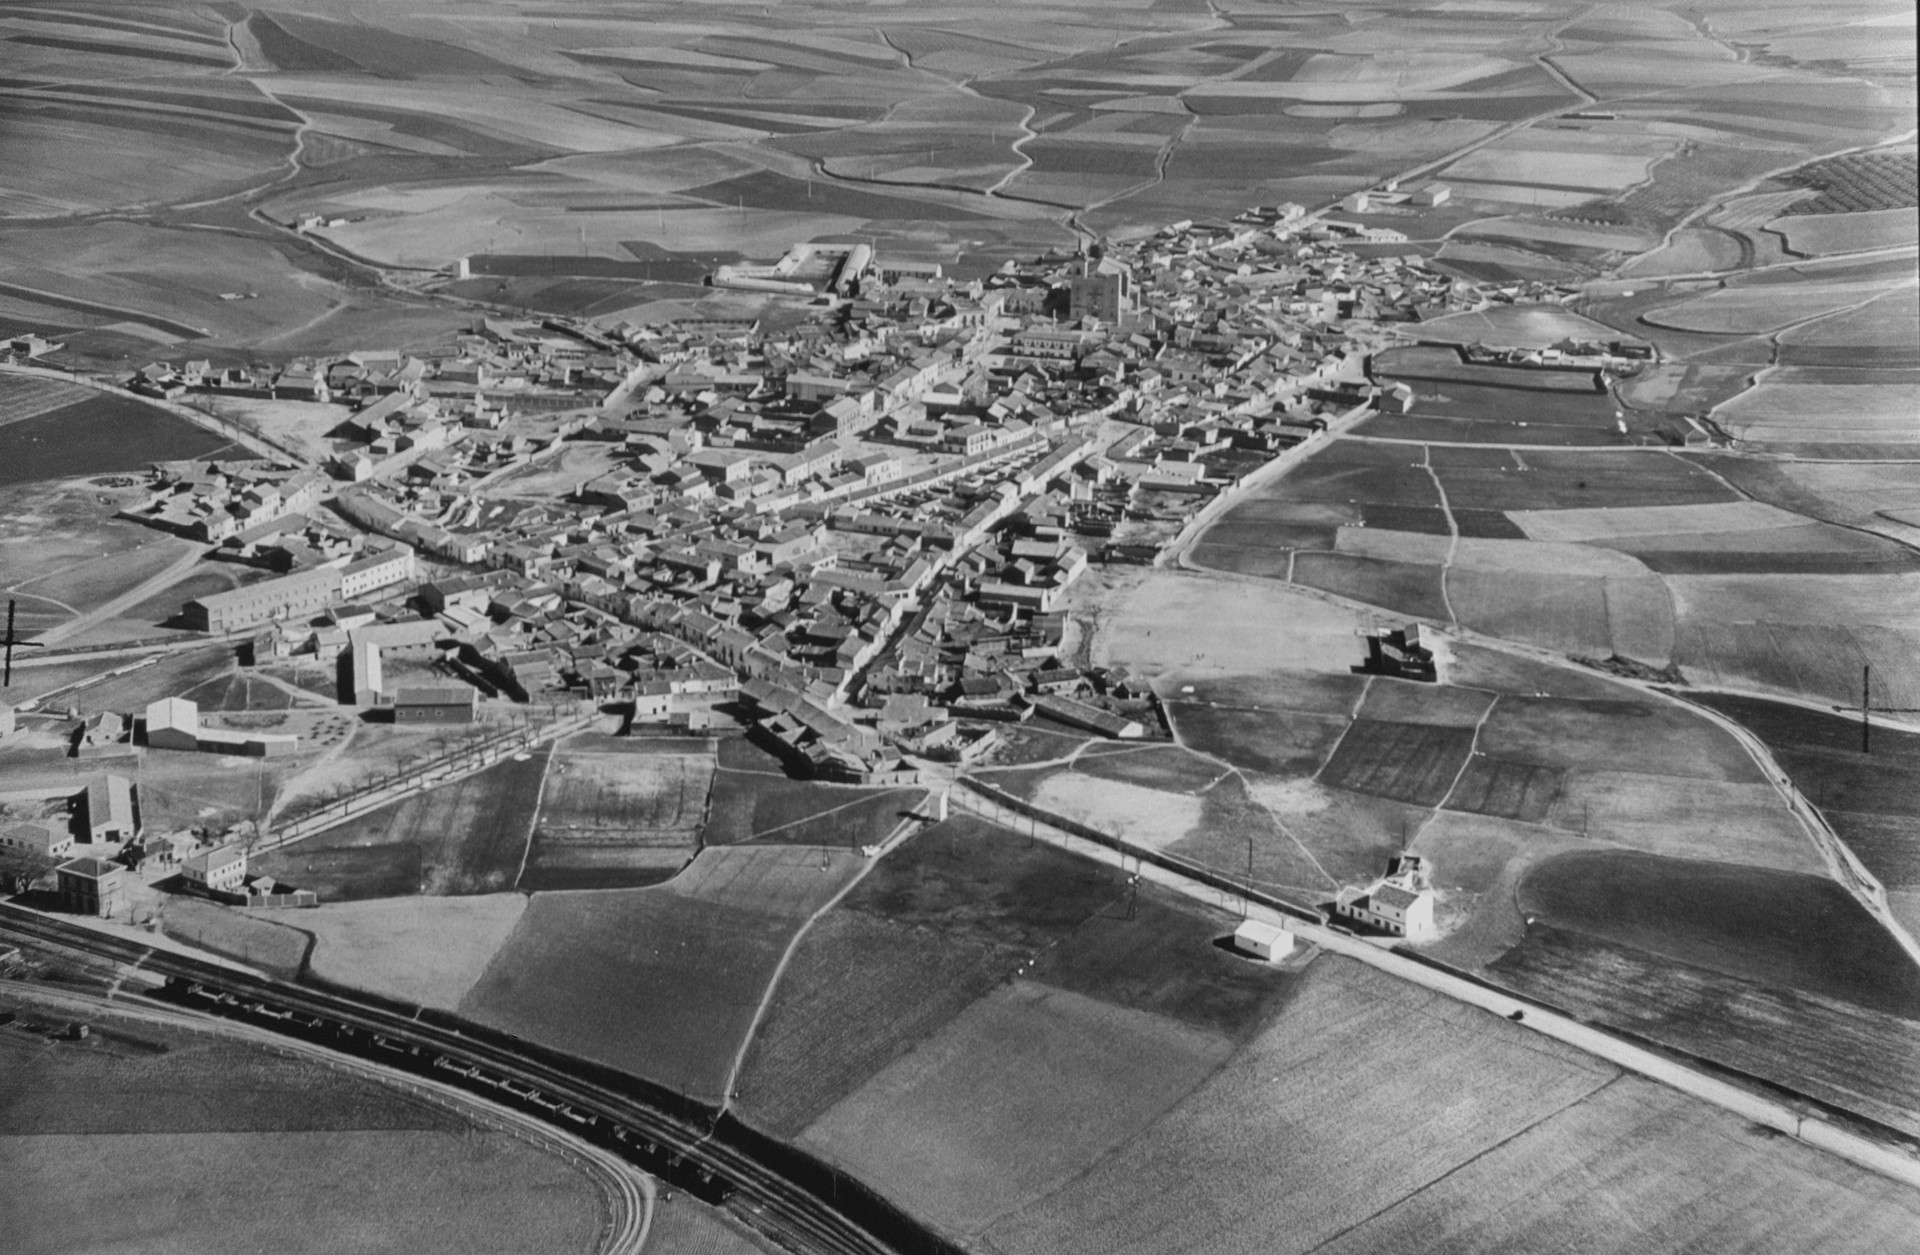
99,202,1634,769
0,194,1665,927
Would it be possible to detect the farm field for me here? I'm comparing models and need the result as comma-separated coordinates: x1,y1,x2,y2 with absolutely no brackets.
523,735,713,891
1488,924,1920,1139
800,981,1237,1235
1712,380,1920,449
983,950,1920,1254
1517,848,1920,1017
0,390,235,486
1641,277,1913,335
1666,574,1920,706
706,738,924,849
1686,457,1920,548
1317,718,1477,807
250,748,551,901
662,843,866,918
0,992,597,1253
1309,1070,1920,1254
639,1197,780,1255
9,0,1920,1243
981,954,1613,1255
299,893,527,1009
734,814,1131,1135
7,1130,607,1255
459,884,800,1102
1162,699,1351,777
154,895,312,979
1690,693,1920,935
1775,207,1920,256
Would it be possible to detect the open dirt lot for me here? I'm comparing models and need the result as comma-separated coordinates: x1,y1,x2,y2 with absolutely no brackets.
1093,570,1373,681
1031,773,1204,850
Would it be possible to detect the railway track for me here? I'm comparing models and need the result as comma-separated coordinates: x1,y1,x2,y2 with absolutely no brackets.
0,905,959,1255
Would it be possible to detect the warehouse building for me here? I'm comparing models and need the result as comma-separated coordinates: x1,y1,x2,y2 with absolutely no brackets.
183,566,343,633
83,774,138,843
392,686,478,724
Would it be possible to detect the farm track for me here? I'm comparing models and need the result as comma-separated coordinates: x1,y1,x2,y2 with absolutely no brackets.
0,906,953,1255
718,801,931,1113
1420,444,1463,628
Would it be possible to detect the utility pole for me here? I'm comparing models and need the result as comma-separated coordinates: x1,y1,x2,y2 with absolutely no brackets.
1862,664,1871,755
1243,832,1253,919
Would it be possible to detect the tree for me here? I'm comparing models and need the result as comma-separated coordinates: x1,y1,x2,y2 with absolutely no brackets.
0,847,56,895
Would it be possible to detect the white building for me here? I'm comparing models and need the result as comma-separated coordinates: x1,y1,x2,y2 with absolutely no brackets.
1,821,72,861
338,548,417,601
1330,855,1438,942
145,697,201,751
350,639,384,705
1233,919,1296,962
182,843,248,894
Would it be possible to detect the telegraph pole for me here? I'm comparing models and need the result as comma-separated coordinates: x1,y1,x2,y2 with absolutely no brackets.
1862,664,1871,755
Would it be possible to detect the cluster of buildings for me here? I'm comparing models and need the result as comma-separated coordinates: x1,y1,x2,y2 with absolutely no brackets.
97,200,1546,783
0,769,290,917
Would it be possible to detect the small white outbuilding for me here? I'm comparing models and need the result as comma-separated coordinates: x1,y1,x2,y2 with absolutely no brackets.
1232,919,1296,963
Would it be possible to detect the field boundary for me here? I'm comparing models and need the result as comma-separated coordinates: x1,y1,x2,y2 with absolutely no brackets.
949,776,1920,1191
